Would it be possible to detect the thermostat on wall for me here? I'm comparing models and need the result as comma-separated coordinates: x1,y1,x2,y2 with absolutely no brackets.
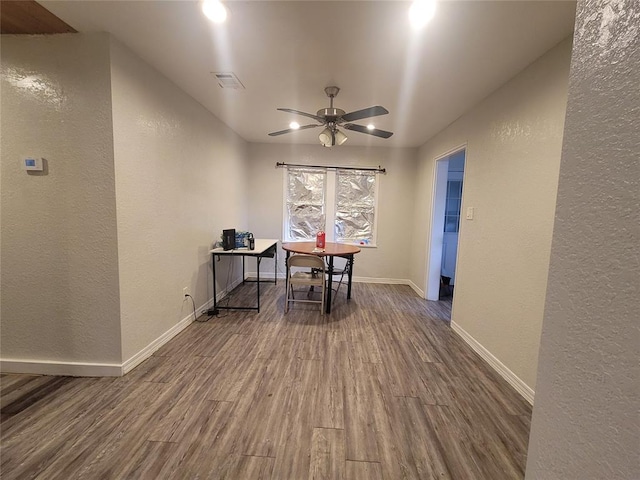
23,157,43,171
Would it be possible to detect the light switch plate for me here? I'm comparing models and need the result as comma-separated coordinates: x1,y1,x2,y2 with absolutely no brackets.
466,207,474,220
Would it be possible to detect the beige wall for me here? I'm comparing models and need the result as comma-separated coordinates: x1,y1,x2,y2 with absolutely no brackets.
526,0,639,477
246,143,418,283
109,39,249,363
411,38,573,393
0,34,122,369
0,33,249,374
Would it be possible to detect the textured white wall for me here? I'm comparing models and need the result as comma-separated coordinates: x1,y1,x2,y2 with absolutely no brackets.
411,38,573,391
0,34,122,365
109,39,249,362
246,144,418,282
525,1,639,478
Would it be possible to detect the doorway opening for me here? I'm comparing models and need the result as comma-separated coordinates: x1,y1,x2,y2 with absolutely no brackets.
426,147,466,305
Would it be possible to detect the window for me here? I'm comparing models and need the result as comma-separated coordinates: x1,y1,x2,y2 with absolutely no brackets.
284,168,326,241
334,170,376,243
444,179,462,233
284,167,378,245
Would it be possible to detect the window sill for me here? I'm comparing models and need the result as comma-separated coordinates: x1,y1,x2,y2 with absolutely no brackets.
341,241,376,248
283,239,376,248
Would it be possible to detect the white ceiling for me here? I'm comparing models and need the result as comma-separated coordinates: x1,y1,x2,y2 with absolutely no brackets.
40,0,576,148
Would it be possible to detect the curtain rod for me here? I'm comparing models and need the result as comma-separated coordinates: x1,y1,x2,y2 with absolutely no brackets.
275,162,386,173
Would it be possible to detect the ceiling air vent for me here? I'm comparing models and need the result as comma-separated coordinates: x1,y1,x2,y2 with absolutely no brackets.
213,72,245,90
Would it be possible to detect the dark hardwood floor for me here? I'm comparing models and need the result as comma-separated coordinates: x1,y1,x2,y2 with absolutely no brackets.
1,283,531,479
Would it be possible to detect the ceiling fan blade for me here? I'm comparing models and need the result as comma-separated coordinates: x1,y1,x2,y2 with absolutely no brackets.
268,123,321,136
341,106,389,122
343,123,393,139
277,108,325,123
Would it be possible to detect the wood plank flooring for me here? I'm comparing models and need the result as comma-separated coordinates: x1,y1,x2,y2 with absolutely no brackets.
1,283,532,479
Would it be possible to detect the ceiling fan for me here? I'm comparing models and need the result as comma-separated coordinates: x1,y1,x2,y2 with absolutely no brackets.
268,86,393,147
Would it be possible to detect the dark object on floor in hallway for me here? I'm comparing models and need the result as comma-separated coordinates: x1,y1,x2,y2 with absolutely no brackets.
440,275,453,298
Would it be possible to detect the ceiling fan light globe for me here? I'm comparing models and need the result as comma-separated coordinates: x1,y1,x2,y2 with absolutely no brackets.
319,128,334,147
335,130,348,145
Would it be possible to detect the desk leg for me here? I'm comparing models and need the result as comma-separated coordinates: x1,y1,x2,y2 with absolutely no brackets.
257,256,261,312
208,253,219,316
242,256,246,284
326,255,334,314
275,247,278,284
347,254,354,300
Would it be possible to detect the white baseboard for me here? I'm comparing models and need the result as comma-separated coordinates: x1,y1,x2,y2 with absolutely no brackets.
246,272,423,295
407,280,425,298
122,310,197,375
122,281,242,374
219,276,253,297
0,359,122,377
451,321,535,404
245,271,287,280
352,276,408,285
1,292,225,378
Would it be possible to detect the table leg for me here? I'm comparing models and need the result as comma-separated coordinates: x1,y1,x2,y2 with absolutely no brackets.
347,254,354,300
285,250,290,304
326,255,334,314
257,256,261,312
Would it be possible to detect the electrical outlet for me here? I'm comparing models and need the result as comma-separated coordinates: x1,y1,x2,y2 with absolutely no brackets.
183,286,189,298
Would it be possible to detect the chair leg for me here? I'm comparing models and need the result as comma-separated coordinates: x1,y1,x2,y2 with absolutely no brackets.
285,287,289,313
329,271,347,304
286,285,325,313
334,274,344,298
285,283,292,313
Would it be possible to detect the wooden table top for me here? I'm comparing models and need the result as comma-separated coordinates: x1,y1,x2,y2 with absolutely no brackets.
281,241,361,257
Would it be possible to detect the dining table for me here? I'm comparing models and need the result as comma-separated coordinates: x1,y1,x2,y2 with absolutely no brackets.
281,241,361,314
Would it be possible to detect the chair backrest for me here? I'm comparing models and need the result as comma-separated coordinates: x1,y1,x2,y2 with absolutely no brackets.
332,255,350,270
288,254,325,271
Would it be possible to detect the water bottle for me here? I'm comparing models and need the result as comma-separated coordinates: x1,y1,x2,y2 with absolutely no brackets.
248,232,255,250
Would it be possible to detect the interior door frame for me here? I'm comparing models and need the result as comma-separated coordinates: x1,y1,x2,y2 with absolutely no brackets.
425,144,467,301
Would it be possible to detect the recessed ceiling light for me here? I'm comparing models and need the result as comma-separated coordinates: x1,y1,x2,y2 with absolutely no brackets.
367,124,375,130
409,0,436,29
202,0,227,23
289,121,300,130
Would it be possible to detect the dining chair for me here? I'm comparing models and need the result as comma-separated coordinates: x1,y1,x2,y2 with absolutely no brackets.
285,254,326,314
326,255,350,303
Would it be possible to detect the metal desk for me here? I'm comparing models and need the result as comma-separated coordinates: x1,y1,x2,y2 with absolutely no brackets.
207,239,278,315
